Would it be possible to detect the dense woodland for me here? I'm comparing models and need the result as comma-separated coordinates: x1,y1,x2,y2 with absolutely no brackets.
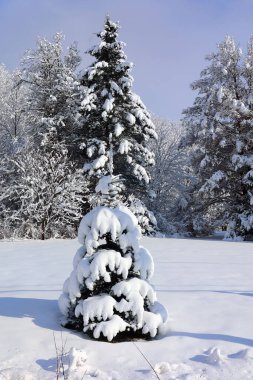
0,19,253,241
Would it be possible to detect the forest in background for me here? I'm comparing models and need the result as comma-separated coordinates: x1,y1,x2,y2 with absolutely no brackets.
0,19,253,241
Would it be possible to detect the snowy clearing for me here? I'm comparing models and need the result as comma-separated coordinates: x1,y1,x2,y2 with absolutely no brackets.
0,237,253,379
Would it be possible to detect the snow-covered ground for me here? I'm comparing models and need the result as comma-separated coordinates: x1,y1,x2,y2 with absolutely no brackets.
0,237,253,379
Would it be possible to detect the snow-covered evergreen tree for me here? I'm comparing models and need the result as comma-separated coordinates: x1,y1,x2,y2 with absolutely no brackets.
230,36,253,239
77,17,157,216
59,18,167,341
59,183,167,341
183,36,253,239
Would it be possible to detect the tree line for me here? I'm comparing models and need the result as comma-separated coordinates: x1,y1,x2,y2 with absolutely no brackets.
0,21,252,240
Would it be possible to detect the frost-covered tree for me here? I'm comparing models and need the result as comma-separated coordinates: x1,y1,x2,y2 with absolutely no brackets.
0,34,85,239
183,36,253,239
0,66,35,234
228,36,253,239
145,118,193,235
0,141,86,239
59,192,167,341
127,195,157,235
77,17,157,209
21,33,81,151
0,65,32,156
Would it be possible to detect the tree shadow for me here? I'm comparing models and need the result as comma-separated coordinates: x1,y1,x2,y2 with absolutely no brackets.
155,288,253,298
0,297,63,331
0,289,61,294
0,296,96,345
169,331,253,347
213,290,253,298
234,292,253,298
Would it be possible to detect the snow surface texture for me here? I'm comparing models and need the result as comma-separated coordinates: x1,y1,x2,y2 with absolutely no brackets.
59,206,167,341
1,238,253,379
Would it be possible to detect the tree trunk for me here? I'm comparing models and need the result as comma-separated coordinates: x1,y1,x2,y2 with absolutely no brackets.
41,220,45,240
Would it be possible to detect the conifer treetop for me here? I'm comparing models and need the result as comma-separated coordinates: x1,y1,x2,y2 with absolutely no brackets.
79,16,157,189
88,17,125,59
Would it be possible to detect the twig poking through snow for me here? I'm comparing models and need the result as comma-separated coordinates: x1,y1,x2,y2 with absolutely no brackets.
133,342,161,380
53,331,68,379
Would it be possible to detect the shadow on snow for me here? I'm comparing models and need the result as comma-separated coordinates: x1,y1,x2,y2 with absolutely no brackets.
168,331,253,348
0,296,62,331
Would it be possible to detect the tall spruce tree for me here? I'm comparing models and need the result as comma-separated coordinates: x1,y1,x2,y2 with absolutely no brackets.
77,17,157,213
183,36,253,239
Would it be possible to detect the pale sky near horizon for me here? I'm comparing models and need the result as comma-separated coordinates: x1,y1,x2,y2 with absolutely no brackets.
1,0,253,121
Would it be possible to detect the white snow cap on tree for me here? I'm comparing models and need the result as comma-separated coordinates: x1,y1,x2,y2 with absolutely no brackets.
59,205,167,341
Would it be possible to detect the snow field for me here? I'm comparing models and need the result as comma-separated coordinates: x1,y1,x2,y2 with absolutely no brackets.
0,238,253,379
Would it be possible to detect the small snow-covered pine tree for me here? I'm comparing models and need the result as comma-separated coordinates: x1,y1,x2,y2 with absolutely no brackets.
59,180,167,341
76,17,157,230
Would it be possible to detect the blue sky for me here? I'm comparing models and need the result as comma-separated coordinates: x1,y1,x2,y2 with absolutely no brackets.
1,0,253,120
